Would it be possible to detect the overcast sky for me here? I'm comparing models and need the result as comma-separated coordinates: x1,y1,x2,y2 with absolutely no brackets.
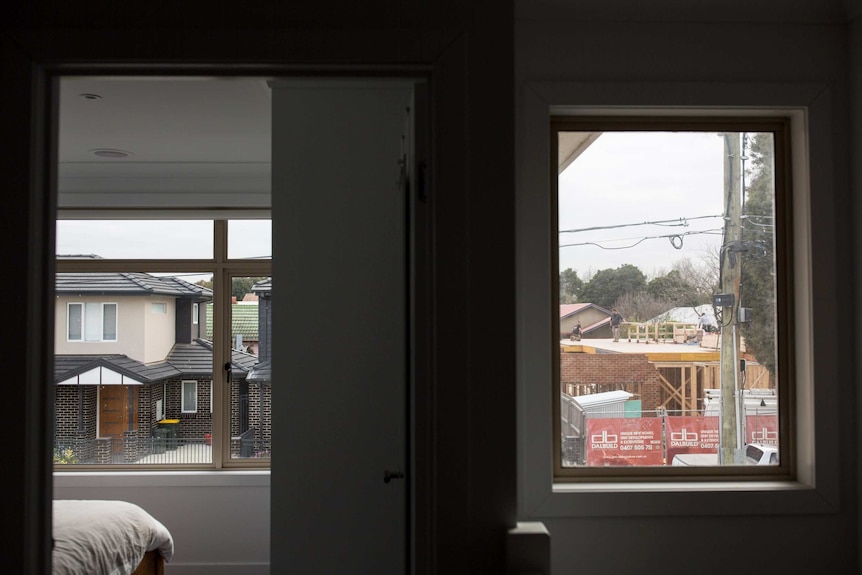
57,131,731,282
558,131,727,281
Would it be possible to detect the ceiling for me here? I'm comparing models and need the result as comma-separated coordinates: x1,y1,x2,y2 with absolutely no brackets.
58,76,273,211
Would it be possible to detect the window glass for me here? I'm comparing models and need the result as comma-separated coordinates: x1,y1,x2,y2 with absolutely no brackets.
227,276,272,460
54,270,215,466
228,220,272,259
67,304,82,341
555,123,784,475
182,381,198,413
57,220,214,259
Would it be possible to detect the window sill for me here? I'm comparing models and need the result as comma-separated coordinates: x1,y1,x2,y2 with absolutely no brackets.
53,469,270,488
526,479,836,518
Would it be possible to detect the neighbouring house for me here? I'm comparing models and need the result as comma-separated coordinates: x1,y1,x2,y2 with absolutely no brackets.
53,268,273,463
206,301,260,355
560,303,613,339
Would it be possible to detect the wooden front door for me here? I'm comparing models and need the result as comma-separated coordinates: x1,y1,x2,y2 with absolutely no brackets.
99,385,138,449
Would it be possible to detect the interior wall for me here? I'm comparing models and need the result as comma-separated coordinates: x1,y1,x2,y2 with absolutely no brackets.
54,474,270,575
2,1,516,574
516,13,857,575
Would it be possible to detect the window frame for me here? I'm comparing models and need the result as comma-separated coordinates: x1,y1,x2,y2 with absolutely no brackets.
66,301,118,342
151,302,167,314
516,80,837,519
550,116,793,482
193,302,199,325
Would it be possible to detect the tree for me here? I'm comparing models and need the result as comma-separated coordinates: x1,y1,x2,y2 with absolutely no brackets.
613,291,673,323
231,277,268,301
559,268,583,303
646,269,701,307
579,264,646,309
739,133,776,375
195,277,266,301
672,255,719,304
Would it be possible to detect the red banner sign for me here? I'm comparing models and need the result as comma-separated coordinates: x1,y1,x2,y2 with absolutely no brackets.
665,416,719,462
586,417,663,466
745,414,779,446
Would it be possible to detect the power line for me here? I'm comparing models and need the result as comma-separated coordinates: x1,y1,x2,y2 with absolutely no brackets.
559,214,722,234
559,228,723,250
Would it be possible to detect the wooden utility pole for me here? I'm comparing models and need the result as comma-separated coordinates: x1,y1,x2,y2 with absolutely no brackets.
720,133,742,465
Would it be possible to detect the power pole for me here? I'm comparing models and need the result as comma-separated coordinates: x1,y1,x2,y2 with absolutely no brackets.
719,133,742,465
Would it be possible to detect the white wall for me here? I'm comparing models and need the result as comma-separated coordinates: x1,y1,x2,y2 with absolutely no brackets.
54,473,270,575
516,9,857,575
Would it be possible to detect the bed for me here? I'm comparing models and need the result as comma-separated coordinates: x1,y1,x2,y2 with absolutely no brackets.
53,500,174,575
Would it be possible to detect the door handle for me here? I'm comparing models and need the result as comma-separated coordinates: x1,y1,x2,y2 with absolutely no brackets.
383,469,405,483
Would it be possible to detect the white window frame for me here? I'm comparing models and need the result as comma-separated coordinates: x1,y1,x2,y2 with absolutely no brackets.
151,302,167,314
66,301,118,342
182,380,198,413
193,302,199,325
517,80,839,518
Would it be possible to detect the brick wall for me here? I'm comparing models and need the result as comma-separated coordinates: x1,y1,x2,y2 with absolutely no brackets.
560,351,662,411
54,385,97,441
164,377,213,439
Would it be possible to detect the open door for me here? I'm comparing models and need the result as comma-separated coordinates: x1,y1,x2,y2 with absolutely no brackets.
270,79,419,574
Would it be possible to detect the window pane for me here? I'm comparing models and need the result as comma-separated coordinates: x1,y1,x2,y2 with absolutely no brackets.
228,276,272,460
54,271,214,465
103,303,117,340
228,220,272,259
84,302,102,341
56,220,214,259
183,381,198,412
68,304,82,340
557,129,779,470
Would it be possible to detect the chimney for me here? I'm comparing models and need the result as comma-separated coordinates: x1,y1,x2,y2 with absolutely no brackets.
232,296,237,304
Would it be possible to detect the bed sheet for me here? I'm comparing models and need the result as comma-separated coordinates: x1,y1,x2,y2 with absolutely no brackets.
52,499,174,575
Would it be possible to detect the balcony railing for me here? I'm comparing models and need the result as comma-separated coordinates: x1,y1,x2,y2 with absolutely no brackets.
55,431,271,465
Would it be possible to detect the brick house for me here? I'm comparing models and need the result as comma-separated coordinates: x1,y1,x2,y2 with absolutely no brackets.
53,269,273,463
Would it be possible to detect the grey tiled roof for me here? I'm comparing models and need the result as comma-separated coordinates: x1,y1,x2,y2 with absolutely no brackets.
252,278,271,294
54,354,180,384
55,339,265,383
247,360,271,383
56,272,213,299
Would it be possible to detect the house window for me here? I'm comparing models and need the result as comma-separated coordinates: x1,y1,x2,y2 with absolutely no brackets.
193,302,199,325
182,380,198,413
67,302,118,342
152,303,167,314
552,117,791,480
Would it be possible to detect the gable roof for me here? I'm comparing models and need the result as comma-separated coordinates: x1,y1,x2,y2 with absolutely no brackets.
55,339,261,384
56,271,213,299
560,302,612,319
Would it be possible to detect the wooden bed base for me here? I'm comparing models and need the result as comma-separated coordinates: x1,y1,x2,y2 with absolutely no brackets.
130,551,164,575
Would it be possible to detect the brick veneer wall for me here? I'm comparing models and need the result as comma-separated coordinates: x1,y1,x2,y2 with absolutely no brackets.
247,382,272,445
164,377,213,439
560,351,662,411
55,385,97,441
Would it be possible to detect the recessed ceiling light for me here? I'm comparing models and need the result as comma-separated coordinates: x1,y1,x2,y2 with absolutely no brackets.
79,93,102,100
90,149,133,158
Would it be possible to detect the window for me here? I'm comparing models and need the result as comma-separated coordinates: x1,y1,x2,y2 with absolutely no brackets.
552,117,791,481
182,380,198,413
67,302,117,342
54,219,271,468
